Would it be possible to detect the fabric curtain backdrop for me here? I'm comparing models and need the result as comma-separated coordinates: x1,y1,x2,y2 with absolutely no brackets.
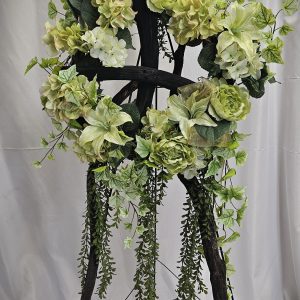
0,0,299,299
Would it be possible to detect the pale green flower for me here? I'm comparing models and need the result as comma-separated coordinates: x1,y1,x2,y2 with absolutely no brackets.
149,136,196,175
42,20,87,56
146,0,175,12
91,0,136,29
210,80,251,122
79,96,133,155
82,27,128,67
167,81,217,140
168,0,223,45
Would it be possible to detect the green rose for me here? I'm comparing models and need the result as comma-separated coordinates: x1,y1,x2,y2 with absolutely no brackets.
210,84,251,122
149,137,196,175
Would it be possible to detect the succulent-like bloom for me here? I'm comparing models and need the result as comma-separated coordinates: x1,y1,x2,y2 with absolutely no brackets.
91,0,136,29
40,72,98,122
79,96,133,155
146,0,175,12
168,0,223,45
141,108,172,138
42,20,87,56
82,27,128,67
167,81,217,140
210,81,251,122
149,136,197,175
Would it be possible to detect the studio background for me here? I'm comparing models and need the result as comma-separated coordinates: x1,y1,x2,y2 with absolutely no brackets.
0,0,299,299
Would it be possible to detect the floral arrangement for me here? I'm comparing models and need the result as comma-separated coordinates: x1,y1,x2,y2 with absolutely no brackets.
26,0,298,299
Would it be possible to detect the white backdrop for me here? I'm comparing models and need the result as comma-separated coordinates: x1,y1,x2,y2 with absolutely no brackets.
0,1,300,299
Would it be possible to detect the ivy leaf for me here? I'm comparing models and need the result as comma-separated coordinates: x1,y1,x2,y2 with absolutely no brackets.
24,57,38,75
124,237,133,249
33,161,42,169
237,199,248,226
254,3,275,29
138,204,150,217
68,0,82,10
279,24,294,36
116,28,135,49
242,76,265,98
223,232,240,244
213,147,235,160
135,136,152,158
40,57,60,68
235,150,248,166
51,118,63,131
262,37,284,64
136,225,146,235
282,0,299,16
219,209,235,228
205,159,222,178
48,1,57,19
195,120,231,143
216,186,245,202
221,168,236,181
58,65,78,83
80,0,99,29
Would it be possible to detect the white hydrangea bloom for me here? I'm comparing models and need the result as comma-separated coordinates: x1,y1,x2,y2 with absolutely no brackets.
82,27,128,68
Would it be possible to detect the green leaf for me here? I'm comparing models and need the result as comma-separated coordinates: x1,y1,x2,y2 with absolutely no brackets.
219,209,235,228
237,199,248,226
254,3,276,29
33,161,42,169
124,222,133,230
213,148,235,160
136,225,146,235
24,57,38,75
221,168,236,181
68,119,83,129
40,57,60,68
216,186,245,202
124,237,133,249
138,204,150,217
198,41,220,76
195,120,231,143
80,0,99,29
47,153,55,160
242,76,265,98
223,232,240,244
93,166,107,173
226,263,236,277
40,137,49,147
135,136,152,158
48,1,57,19
279,23,294,36
58,65,78,83
51,118,63,131
282,0,299,16
68,0,82,10
262,37,284,64
121,103,140,132
235,150,248,166
205,159,222,178
116,28,135,49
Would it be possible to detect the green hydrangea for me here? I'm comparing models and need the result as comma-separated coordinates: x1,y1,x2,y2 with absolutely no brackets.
91,0,136,29
168,0,223,45
146,0,175,12
42,20,87,55
210,80,251,122
40,69,99,122
149,136,196,175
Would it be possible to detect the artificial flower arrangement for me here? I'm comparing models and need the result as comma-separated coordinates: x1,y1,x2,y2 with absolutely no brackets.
26,0,298,299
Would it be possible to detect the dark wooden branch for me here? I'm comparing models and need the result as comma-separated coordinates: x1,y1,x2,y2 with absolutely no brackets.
170,45,186,95
112,81,138,105
178,175,227,300
81,163,99,300
77,63,193,92
132,0,159,115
